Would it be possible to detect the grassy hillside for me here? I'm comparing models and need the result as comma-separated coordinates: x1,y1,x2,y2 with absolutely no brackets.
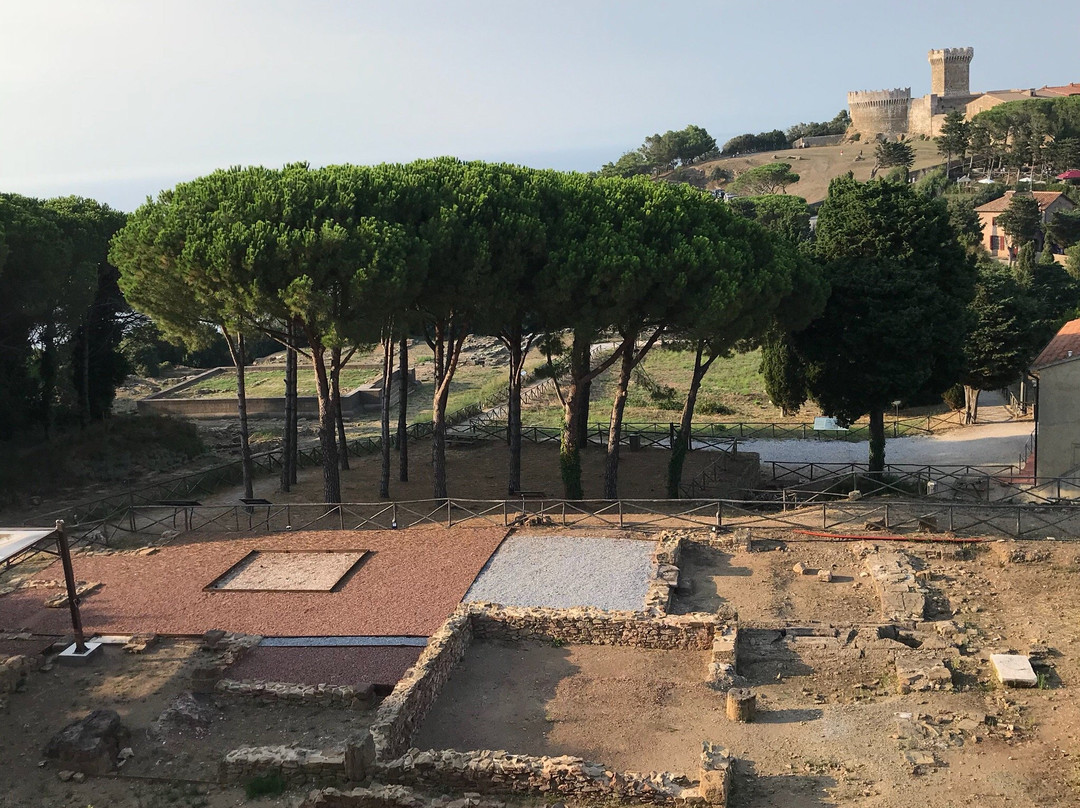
695,139,944,204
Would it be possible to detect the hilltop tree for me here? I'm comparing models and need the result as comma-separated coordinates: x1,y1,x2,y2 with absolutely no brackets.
937,110,969,176
729,163,800,195
796,175,975,474
875,139,916,170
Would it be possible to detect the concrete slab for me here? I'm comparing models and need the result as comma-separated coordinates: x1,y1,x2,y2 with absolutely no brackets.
991,653,1038,687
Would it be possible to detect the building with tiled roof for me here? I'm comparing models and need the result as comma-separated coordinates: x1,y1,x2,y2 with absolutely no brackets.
1029,319,1080,480
974,191,1076,259
1036,83,1080,97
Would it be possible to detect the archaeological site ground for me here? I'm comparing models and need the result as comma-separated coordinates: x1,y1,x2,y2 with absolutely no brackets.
3,500,1080,808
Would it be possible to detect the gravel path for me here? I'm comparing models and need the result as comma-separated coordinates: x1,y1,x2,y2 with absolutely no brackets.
225,645,422,687
737,419,1033,467
465,533,654,611
0,526,506,638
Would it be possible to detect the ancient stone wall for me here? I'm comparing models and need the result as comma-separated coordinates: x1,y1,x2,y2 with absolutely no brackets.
467,603,716,650
368,610,474,762
376,748,702,803
219,745,346,787
908,95,934,138
847,88,911,135
929,47,973,97
216,678,374,709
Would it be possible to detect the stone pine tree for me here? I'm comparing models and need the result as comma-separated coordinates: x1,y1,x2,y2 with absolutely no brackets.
796,175,975,475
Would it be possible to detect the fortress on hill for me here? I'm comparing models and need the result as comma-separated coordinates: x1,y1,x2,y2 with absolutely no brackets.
845,48,1080,138
847,48,977,138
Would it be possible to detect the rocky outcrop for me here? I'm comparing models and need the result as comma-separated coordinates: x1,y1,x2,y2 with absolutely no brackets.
44,709,131,774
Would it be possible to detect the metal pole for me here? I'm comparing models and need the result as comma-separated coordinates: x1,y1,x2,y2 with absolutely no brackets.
55,520,87,653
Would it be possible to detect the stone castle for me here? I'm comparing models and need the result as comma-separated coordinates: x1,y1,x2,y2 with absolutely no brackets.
847,48,977,138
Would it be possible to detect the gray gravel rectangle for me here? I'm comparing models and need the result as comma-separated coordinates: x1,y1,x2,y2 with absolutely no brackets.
464,533,654,611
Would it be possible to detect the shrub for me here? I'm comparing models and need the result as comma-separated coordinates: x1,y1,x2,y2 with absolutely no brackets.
695,394,736,416
942,383,965,411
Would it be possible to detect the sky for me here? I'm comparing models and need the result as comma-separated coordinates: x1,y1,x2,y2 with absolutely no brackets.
2,0,1078,212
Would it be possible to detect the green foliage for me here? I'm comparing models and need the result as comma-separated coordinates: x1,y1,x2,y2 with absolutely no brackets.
997,194,1043,249
962,261,1046,393
797,175,976,465
875,139,916,169
760,330,807,416
1066,244,1080,279
0,193,128,439
244,772,287,799
729,163,801,195
600,125,718,177
946,197,986,256
942,383,965,411
727,195,812,243
1046,208,1080,250
721,130,787,156
971,95,1080,174
708,166,733,183
936,110,969,165
785,110,851,143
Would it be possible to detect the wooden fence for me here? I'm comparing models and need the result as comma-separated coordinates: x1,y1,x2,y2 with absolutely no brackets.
54,495,1080,544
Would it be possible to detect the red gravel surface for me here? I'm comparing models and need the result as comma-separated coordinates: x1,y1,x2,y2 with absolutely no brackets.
225,645,423,687
0,526,506,638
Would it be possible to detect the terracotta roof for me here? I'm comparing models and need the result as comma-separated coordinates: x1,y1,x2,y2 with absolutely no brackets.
1033,319,1080,370
1036,83,1080,97
979,90,1035,102
975,190,1070,214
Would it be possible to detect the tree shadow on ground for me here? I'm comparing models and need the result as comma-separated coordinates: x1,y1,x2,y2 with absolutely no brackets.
670,543,751,615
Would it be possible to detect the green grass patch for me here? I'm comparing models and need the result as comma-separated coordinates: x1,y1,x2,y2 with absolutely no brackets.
171,366,381,399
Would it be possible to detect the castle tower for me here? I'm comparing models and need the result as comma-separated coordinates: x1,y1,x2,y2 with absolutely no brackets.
928,47,973,97
847,88,911,135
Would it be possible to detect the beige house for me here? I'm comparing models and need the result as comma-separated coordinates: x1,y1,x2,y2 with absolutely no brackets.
974,190,1076,260
1030,319,1080,480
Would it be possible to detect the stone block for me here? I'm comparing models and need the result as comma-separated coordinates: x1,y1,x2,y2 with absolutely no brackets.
895,655,953,694
991,654,1038,687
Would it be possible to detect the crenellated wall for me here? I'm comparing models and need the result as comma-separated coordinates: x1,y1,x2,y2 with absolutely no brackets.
847,88,911,135
929,47,973,97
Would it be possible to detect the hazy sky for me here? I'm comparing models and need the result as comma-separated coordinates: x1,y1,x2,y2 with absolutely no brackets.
2,1,1078,211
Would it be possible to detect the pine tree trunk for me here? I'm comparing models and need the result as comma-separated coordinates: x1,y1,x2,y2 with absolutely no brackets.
310,341,341,503
507,326,525,495
667,342,709,498
963,385,980,425
868,408,886,477
281,324,297,492
560,379,584,500
331,346,349,471
379,332,394,499
225,331,254,500
397,335,409,482
572,333,592,448
603,337,635,499
431,325,465,500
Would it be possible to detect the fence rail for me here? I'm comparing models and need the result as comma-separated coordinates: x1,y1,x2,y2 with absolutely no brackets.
51,495,1080,544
